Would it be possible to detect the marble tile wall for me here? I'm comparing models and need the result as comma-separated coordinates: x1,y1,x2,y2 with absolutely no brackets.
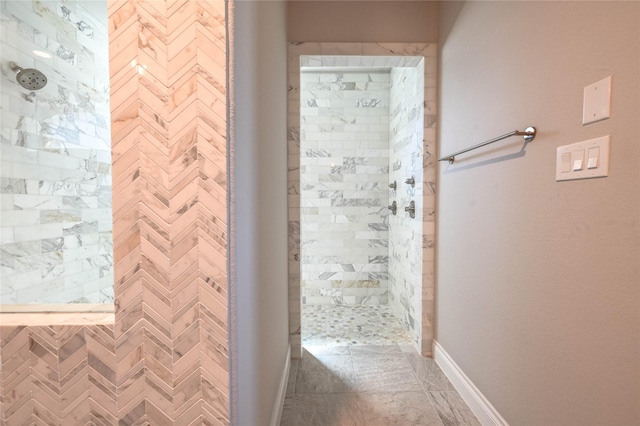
1,1,230,424
420,47,438,357
108,0,229,422
388,65,425,349
0,323,118,424
300,71,390,306
288,43,437,357
0,0,113,304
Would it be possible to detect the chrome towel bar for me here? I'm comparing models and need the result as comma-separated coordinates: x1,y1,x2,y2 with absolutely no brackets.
439,126,537,164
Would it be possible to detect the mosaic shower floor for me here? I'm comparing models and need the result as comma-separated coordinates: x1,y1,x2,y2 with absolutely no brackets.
301,304,413,347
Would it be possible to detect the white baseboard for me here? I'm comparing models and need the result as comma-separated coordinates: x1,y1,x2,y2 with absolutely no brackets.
270,343,291,426
434,341,509,426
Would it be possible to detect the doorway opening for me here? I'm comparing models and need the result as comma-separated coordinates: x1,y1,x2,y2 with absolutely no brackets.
288,44,438,358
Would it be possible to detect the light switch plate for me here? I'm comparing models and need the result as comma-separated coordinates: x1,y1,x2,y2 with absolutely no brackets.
583,76,611,125
556,135,610,181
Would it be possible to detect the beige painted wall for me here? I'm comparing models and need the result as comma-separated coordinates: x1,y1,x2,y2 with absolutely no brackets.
437,2,639,425
229,1,290,425
288,1,438,42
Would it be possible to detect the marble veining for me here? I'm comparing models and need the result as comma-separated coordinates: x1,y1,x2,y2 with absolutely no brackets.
1,0,113,305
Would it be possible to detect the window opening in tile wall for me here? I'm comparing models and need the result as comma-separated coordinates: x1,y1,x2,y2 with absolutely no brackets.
298,55,425,352
0,0,114,310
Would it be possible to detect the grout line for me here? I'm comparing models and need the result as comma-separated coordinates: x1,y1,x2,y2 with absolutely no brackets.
425,391,448,426
404,350,448,426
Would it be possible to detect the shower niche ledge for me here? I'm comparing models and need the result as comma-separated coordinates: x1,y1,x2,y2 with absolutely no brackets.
0,304,115,326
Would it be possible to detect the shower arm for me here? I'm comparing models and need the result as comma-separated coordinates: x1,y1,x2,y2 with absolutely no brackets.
10,62,23,73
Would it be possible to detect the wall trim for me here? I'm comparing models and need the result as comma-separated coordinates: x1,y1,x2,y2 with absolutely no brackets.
434,341,509,426
269,343,291,426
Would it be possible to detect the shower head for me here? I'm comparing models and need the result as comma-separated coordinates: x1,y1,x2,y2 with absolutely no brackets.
10,62,47,90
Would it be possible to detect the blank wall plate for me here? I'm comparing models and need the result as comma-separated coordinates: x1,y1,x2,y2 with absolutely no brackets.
583,76,611,125
556,135,610,181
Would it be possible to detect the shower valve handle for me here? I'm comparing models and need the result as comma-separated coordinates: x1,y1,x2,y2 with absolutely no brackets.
404,201,415,218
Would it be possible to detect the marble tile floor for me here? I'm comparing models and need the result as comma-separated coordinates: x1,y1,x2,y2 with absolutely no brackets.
281,344,481,426
302,304,413,347
288,305,481,425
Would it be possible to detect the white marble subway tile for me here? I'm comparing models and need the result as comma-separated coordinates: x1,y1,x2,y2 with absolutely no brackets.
339,107,389,117
0,209,40,227
63,266,100,288
0,226,15,244
80,207,111,223
2,269,42,292
42,259,77,281
37,277,66,299
12,194,63,210
77,131,108,150
342,191,387,200
39,150,82,170
356,115,389,125
62,244,100,263
82,281,114,304
13,250,62,274
335,73,369,83
9,161,62,181
339,123,372,133
13,223,63,242
1,144,39,165
0,241,40,263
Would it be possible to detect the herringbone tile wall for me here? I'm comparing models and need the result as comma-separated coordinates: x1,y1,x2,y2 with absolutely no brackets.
1,1,230,424
1,325,117,425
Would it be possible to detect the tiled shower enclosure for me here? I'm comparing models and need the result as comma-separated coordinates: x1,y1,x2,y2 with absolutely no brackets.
288,43,437,357
0,0,114,304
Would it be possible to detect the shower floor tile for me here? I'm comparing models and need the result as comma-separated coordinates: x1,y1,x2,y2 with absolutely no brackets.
302,304,413,347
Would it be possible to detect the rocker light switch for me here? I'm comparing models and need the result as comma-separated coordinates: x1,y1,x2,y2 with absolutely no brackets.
587,147,599,169
560,152,572,173
556,136,610,181
572,151,584,171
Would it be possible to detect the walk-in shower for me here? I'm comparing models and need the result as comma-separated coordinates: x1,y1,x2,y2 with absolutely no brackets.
290,47,436,354
0,0,113,307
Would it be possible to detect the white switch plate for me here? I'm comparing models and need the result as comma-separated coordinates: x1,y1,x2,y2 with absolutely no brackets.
583,76,611,125
556,135,610,181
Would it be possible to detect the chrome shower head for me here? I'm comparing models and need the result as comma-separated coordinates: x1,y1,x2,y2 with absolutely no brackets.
10,62,47,90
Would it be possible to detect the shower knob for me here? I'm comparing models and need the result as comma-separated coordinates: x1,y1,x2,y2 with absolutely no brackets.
388,181,397,190
404,201,415,218
404,176,415,187
388,201,397,215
